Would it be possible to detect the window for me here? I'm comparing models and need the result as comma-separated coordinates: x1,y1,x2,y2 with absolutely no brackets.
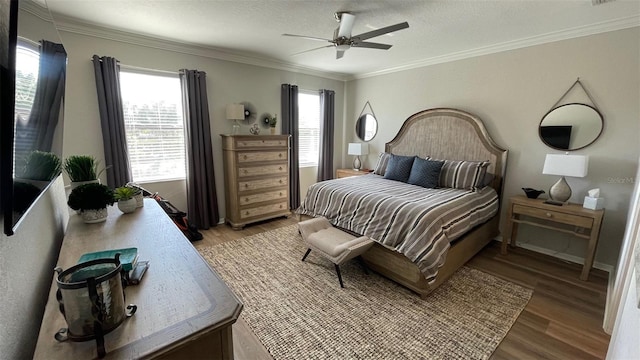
14,43,40,173
119,70,186,182
298,91,320,167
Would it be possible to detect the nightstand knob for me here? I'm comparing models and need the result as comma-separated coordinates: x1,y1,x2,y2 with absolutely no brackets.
546,212,552,217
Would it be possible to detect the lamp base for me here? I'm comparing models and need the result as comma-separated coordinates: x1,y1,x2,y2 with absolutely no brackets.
548,176,571,203
232,120,240,135
352,156,361,171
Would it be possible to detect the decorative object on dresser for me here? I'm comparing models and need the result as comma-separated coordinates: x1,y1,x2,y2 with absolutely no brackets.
221,135,291,230
114,186,137,214
226,103,244,135
63,155,107,190
249,123,260,135
502,195,604,280
583,188,604,210
522,187,545,199
542,153,589,204
348,142,369,170
336,168,371,179
67,183,115,223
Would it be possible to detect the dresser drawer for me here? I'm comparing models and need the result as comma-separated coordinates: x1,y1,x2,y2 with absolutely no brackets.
239,176,288,191
513,204,593,228
236,139,287,148
237,151,287,163
240,202,288,219
239,189,288,206
238,164,287,178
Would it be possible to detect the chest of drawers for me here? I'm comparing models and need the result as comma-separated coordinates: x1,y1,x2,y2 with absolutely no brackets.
221,135,291,230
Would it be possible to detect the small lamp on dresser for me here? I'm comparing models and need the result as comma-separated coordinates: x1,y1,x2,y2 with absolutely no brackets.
348,143,369,171
226,103,244,135
542,153,589,205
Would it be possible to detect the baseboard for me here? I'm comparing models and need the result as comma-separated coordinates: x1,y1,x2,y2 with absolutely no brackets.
494,236,614,274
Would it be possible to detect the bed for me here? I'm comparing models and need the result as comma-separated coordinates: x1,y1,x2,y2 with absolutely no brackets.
297,108,507,298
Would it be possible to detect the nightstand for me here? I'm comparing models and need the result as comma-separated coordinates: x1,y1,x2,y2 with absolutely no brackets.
501,195,604,280
336,168,372,179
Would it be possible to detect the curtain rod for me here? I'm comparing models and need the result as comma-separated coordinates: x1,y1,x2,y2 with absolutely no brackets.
91,57,179,76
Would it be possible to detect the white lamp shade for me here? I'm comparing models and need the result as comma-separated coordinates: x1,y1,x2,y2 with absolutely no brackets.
226,103,245,120
348,143,369,156
542,154,589,178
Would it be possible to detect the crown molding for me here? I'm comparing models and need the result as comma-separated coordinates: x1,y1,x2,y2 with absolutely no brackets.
19,0,54,22
350,15,640,81
51,14,349,82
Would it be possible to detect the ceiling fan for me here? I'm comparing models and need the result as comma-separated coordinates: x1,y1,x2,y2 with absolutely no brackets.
283,12,409,59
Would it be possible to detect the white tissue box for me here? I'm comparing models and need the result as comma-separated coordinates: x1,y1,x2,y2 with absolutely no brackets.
583,196,604,210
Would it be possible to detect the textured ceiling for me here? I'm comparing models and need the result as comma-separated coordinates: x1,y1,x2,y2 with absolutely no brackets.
43,0,640,78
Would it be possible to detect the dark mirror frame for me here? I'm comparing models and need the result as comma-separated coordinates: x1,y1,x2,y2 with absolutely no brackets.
538,102,604,151
1,0,18,235
355,113,378,142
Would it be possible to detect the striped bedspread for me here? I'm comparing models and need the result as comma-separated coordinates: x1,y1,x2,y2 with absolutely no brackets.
296,174,499,283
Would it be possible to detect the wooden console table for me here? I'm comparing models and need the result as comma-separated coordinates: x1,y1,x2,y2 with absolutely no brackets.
501,195,604,281
34,199,242,359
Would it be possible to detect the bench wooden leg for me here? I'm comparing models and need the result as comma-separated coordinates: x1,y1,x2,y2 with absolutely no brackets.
335,264,344,288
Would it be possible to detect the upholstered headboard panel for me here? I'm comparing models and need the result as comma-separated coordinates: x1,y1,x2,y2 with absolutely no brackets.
385,108,507,195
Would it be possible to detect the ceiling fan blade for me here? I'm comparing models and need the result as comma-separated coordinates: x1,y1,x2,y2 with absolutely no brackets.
282,33,332,42
337,13,356,38
336,50,345,59
292,44,333,56
353,21,409,41
351,41,392,50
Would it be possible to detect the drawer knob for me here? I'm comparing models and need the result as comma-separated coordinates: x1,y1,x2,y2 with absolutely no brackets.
279,179,283,184
243,155,247,160
279,192,283,196
245,184,249,188
245,198,249,202
279,153,283,158
279,204,283,209
546,212,552,217
245,211,250,215
243,169,248,174
279,166,283,171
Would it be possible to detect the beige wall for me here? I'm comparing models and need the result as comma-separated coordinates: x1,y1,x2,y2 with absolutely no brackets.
345,28,640,267
0,177,69,359
56,30,345,219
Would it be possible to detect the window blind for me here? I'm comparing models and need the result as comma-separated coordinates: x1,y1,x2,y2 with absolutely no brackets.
120,70,186,182
298,91,320,168
13,44,40,173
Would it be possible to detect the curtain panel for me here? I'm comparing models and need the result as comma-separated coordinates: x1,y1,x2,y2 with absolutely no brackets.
180,69,219,229
92,55,132,187
317,89,335,182
281,84,300,209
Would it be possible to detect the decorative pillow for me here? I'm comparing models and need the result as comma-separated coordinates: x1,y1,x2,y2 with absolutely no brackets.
438,160,491,190
407,158,444,188
383,155,415,182
373,152,392,175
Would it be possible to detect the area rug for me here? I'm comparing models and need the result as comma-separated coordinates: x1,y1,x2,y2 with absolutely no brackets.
199,225,532,359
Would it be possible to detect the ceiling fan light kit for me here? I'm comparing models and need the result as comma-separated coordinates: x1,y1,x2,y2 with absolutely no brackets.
283,11,409,59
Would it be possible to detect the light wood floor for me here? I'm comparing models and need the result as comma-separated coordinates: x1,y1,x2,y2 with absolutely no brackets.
194,217,611,360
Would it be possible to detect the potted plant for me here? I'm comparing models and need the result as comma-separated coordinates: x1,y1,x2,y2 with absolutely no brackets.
269,114,277,134
63,155,107,190
114,186,137,214
17,150,62,188
125,183,145,208
67,183,115,223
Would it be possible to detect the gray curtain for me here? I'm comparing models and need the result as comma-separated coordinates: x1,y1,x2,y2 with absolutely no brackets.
317,89,335,182
15,40,66,163
281,84,300,209
92,55,131,187
180,69,219,229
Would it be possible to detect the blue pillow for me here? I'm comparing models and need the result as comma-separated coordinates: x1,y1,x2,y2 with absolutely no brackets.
407,158,444,188
383,155,415,182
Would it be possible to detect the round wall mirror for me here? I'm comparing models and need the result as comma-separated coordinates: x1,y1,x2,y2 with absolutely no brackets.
539,103,603,151
355,113,378,142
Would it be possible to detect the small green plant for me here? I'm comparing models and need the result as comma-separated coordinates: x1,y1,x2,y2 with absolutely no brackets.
19,151,62,181
114,186,136,201
269,114,277,127
63,155,107,182
67,183,115,211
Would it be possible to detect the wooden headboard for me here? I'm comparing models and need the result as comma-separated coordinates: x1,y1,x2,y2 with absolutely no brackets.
386,108,507,196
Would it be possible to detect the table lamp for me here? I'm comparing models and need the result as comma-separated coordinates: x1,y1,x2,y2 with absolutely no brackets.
226,103,244,135
348,143,369,170
542,154,589,205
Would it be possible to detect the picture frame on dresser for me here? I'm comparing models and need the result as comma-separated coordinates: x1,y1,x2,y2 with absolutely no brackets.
221,135,291,230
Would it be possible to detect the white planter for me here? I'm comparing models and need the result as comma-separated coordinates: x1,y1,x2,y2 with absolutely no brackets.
81,208,108,223
117,198,137,214
70,179,100,190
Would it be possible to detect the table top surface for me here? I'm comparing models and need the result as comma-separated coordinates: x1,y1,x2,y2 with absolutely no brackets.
34,199,242,359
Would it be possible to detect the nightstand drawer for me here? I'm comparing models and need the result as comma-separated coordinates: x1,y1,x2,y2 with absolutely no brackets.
513,204,593,228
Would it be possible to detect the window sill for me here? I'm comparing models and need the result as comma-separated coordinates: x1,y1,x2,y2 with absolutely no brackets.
133,177,186,185
299,164,318,169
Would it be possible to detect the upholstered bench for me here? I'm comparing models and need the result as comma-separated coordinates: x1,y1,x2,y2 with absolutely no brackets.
298,217,374,288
